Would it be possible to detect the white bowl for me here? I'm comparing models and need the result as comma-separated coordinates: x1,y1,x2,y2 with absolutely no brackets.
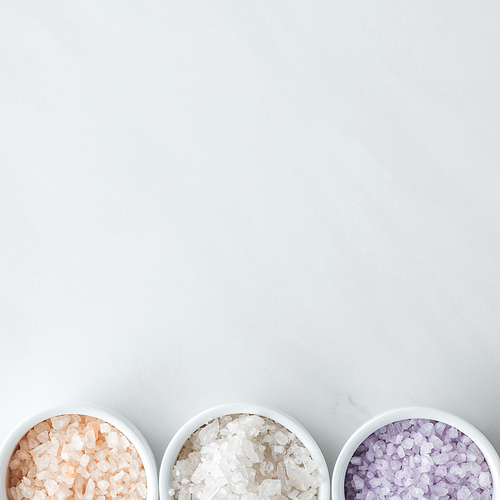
331,406,500,500
0,404,158,500
159,403,330,500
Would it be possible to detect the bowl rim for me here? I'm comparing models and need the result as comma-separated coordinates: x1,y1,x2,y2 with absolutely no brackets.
159,403,330,500
0,404,158,500
331,406,500,500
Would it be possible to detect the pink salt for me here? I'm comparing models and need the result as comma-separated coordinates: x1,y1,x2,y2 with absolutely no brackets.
8,414,147,500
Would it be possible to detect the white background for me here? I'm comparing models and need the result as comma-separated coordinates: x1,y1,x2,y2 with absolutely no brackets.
1,1,500,477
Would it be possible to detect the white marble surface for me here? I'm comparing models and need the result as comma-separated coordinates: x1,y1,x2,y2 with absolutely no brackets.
1,1,500,478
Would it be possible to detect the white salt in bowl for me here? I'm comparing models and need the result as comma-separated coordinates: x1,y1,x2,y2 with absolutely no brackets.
331,406,500,500
0,404,158,500
159,403,330,500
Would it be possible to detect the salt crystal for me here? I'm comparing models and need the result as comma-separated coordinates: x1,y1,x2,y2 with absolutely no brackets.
479,473,491,487
450,464,465,478
33,490,46,500
71,434,84,451
419,423,434,437
458,486,472,500
136,481,147,499
434,453,449,465
435,465,447,476
37,432,49,444
409,486,424,498
170,414,321,500
100,423,111,434
83,479,95,500
352,475,364,490
431,485,448,497
50,416,71,431
84,431,96,449
44,480,59,496
19,482,35,499
8,414,147,500
113,471,125,483
420,442,433,455
344,419,493,500
106,432,119,448
366,491,376,500
97,460,111,472
97,480,109,490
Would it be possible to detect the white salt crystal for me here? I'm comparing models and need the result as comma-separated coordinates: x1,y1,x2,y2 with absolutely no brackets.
275,431,289,446
259,479,281,497
397,446,405,458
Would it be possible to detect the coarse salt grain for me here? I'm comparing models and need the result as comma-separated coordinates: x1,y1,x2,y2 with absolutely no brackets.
170,413,322,500
345,419,493,500
7,414,147,500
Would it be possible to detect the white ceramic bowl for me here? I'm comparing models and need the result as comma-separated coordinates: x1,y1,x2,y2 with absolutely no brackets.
332,406,500,500
159,403,330,500
0,404,158,500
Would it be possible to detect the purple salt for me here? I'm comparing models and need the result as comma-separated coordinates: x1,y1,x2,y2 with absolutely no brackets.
345,419,493,500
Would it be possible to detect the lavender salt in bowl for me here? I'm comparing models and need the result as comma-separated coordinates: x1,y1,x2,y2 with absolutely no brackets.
332,407,500,500
0,404,158,500
159,403,330,500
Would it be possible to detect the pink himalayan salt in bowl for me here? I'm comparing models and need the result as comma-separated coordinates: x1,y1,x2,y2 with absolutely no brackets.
0,405,158,500
159,403,330,500
331,407,500,500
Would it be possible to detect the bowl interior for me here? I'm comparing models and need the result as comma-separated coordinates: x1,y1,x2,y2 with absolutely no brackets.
331,407,500,500
159,403,330,500
0,405,158,500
